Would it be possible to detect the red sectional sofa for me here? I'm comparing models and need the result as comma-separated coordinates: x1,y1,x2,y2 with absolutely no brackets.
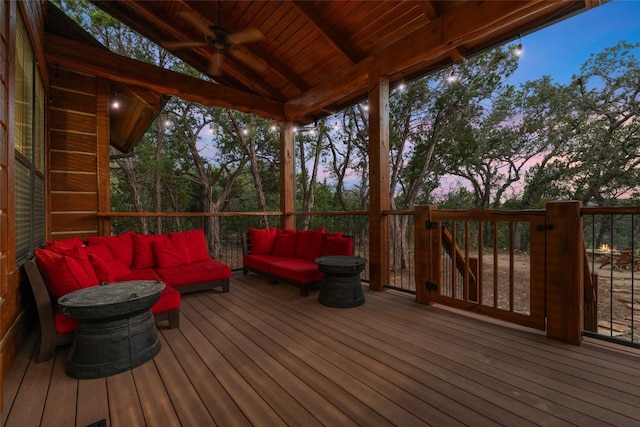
28,228,231,362
242,227,354,296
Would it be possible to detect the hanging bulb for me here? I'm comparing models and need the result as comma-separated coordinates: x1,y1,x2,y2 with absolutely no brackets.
514,43,523,57
446,69,458,84
111,93,120,109
398,73,406,92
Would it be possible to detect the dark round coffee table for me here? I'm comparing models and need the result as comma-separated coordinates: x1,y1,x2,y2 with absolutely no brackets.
316,255,367,308
58,280,164,379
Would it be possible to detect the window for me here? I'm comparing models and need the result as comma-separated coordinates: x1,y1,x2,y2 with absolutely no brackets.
15,12,45,260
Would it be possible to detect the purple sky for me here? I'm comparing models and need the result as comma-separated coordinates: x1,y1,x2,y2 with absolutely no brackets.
507,0,640,86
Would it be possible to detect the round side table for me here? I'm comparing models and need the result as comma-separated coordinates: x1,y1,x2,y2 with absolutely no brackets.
316,255,367,308
58,280,164,379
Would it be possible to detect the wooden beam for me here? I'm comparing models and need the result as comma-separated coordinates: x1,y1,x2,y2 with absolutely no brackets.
367,71,390,292
280,122,295,230
291,1,365,64
44,34,284,120
285,1,576,120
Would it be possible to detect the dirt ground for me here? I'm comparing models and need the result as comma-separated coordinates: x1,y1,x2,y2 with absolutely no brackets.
488,252,639,340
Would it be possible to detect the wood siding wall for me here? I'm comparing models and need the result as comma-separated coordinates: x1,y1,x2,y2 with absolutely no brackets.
48,67,109,240
0,1,12,408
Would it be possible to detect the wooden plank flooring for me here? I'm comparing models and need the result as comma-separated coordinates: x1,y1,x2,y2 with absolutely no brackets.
3,272,640,426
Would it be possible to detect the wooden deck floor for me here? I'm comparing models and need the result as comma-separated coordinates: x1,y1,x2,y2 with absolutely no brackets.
3,272,640,427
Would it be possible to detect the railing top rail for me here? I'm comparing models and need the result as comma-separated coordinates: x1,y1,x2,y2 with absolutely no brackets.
581,206,640,215
287,211,369,216
433,208,545,221
97,211,283,218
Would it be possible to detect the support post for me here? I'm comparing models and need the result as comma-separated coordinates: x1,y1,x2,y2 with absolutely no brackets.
367,71,389,291
280,121,295,230
545,200,583,345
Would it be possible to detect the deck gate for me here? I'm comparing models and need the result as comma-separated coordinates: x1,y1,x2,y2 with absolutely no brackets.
414,206,547,331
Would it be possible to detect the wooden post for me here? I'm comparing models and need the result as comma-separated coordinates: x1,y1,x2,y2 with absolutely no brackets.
280,121,295,230
545,201,583,345
367,71,389,292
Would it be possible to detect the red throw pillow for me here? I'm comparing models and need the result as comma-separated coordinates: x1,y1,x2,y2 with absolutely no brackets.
132,233,168,269
35,249,92,298
82,244,112,261
295,228,325,258
45,237,85,250
272,230,298,257
88,254,115,283
87,231,135,267
322,236,353,256
66,246,100,287
168,229,209,262
248,227,277,255
153,238,191,268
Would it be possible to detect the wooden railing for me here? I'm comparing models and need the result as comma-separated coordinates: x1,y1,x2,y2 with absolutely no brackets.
98,202,640,346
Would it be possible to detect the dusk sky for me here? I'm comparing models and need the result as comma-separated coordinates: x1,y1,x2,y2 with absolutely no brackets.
508,0,640,86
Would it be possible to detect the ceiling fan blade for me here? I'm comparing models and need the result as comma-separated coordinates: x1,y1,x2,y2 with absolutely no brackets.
208,51,224,76
179,10,214,37
228,27,263,45
229,49,267,74
163,40,209,49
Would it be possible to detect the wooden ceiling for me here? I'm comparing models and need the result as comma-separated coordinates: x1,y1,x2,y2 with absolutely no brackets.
44,1,602,149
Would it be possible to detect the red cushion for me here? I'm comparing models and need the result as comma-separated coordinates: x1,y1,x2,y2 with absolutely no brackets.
156,259,231,287
322,236,353,256
306,232,330,260
87,232,134,267
272,230,297,257
132,233,168,269
87,254,115,283
115,268,161,282
153,237,191,268
82,244,112,261
243,254,287,273
296,228,325,258
152,286,181,314
249,227,277,255
35,249,93,298
46,237,85,250
66,247,100,287
168,229,210,262
54,309,78,334
268,259,323,283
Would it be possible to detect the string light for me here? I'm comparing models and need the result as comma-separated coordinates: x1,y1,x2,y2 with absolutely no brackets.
446,69,459,84
514,34,523,57
111,93,120,109
397,73,406,92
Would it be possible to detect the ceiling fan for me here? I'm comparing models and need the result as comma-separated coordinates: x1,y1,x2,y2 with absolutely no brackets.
165,2,264,76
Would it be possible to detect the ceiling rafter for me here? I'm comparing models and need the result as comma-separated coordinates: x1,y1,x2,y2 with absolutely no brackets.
290,0,365,64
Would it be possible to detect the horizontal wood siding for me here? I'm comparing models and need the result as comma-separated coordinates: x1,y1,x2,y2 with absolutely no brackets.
48,67,100,239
